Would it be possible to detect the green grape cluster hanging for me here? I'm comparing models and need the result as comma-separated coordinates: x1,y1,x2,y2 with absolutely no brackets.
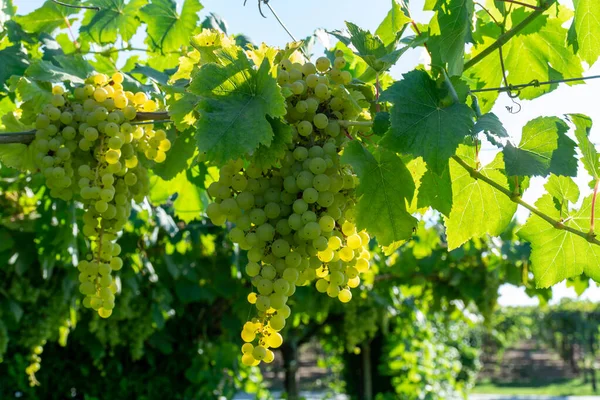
29,72,171,318
206,52,372,366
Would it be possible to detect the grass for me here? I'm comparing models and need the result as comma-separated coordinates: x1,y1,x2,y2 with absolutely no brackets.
472,377,598,396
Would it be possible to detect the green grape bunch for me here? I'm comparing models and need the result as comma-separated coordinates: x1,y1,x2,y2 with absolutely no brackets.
28,72,172,318
205,52,372,366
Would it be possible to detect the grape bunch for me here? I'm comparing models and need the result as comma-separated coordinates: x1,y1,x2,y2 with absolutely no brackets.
29,72,171,318
205,53,372,366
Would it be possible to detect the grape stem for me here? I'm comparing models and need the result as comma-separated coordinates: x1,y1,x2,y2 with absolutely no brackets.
338,120,373,128
0,112,171,145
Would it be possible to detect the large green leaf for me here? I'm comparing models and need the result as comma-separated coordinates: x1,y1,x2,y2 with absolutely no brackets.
149,171,206,222
251,118,293,171
25,60,86,84
11,77,53,123
341,142,417,246
376,0,411,46
189,47,286,164
428,0,474,76
331,22,406,73
417,164,453,217
445,145,517,250
504,8,584,100
473,112,508,147
518,176,600,287
503,117,575,177
466,37,502,113
569,114,599,180
14,0,75,34
81,0,146,44
0,45,29,90
503,117,560,177
152,129,196,181
0,143,36,171
167,92,199,132
545,174,580,206
381,70,475,175
140,0,203,53
570,0,600,66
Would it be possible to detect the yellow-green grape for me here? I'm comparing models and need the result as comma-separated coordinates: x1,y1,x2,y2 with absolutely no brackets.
316,57,331,72
27,71,171,319
211,57,370,367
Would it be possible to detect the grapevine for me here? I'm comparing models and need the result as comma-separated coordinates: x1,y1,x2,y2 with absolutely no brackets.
27,72,172,318
2,0,600,396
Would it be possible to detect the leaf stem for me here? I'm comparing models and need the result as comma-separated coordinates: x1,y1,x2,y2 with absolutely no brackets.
464,0,557,71
51,0,100,10
451,154,600,246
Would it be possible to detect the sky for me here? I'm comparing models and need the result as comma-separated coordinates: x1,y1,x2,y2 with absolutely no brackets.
14,0,600,306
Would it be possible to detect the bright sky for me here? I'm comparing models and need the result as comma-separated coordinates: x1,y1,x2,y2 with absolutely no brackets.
15,0,600,306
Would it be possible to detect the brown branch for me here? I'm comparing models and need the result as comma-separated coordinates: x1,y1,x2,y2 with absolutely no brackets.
451,155,600,246
497,0,541,10
51,0,100,10
0,130,36,145
0,112,171,145
464,0,557,71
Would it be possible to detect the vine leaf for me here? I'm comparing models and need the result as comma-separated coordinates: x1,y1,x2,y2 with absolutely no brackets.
330,22,407,73
251,118,293,171
149,171,207,223
381,70,475,175
189,47,286,165
473,112,508,147
14,0,76,34
503,117,575,177
0,143,36,171
504,8,584,100
140,0,203,53
545,175,580,208
341,142,417,247
417,164,453,217
569,0,600,66
25,60,86,84
167,92,199,132
566,275,590,296
190,29,236,64
427,0,474,76
0,45,29,90
518,176,600,287
569,113,599,180
466,37,502,114
152,129,196,181
376,0,411,47
445,145,517,250
10,77,53,123
81,0,146,44
372,112,391,136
